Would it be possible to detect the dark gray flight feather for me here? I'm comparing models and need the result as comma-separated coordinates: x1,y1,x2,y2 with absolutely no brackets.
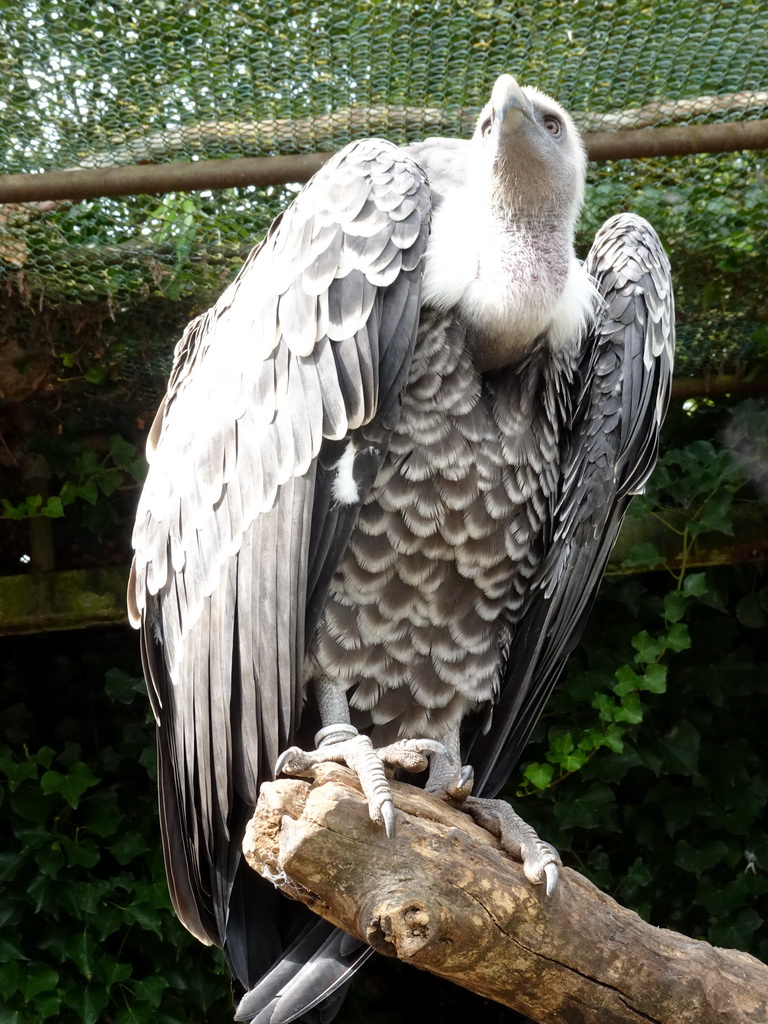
129,137,431,999
130,75,674,1024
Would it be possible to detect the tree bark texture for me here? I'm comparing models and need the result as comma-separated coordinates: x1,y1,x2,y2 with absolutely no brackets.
243,765,768,1024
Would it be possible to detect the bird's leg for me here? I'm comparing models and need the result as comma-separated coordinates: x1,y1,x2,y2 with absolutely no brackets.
424,728,475,801
274,676,450,837
426,726,561,895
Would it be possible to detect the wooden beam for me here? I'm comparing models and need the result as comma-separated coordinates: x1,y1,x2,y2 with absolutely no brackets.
0,152,333,203
606,504,768,575
0,567,129,636
584,118,768,161
0,119,766,204
0,504,765,635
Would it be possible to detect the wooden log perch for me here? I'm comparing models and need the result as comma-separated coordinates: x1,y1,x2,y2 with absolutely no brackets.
243,764,768,1024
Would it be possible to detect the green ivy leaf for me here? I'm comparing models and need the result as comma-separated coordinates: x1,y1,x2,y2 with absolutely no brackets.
42,495,65,518
689,492,734,537
92,905,125,942
65,932,97,980
0,938,26,964
665,623,691,652
592,692,618,722
663,590,687,623
82,790,122,838
522,762,554,790
553,782,615,829
625,857,653,889
61,981,110,1024
110,832,151,865
109,435,137,465
0,853,18,884
34,747,56,769
105,668,145,705
98,468,124,496
736,593,767,629
60,835,100,869
631,630,663,663
40,763,99,809
615,692,643,725
84,365,106,385
1,497,26,520
35,844,65,879
600,725,625,754
621,542,666,570
0,960,22,1001
98,957,133,989
26,874,52,914
576,728,605,753
134,973,167,1007
709,909,762,951
549,733,575,757
9,782,50,823
77,479,100,506
16,826,50,856
82,500,118,539
82,988,110,1024
613,665,642,697
114,1006,151,1024
675,839,730,874
127,456,148,484
683,572,709,597
1,758,39,790
124,904,164,939
696,875,755,915
32,994,62,1021
56,879,112,921
22,964,59,1000
58,480,79,506
639,663,667,694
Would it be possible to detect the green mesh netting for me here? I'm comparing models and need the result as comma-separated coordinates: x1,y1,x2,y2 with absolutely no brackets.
0,0,766,410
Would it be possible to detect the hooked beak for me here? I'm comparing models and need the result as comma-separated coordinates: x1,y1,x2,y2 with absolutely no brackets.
491,74,536,131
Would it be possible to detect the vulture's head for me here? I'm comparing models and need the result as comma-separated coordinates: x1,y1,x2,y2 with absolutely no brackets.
472,74,587,231
421,74,596,367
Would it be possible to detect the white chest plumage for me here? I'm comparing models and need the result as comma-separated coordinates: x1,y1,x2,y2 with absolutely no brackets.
422,189,596,370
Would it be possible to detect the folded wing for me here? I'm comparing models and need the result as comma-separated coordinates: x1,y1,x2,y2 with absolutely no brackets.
128,139,431,995
470,213,675,795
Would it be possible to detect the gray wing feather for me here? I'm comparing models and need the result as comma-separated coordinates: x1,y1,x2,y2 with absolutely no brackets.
129,139,431,974
471,213,674,795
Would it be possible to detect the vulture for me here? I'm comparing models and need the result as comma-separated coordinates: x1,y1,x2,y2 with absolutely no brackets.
129,74,675,1023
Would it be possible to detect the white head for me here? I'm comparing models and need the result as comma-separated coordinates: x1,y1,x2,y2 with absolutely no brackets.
471,74,587,232
421,74,597,368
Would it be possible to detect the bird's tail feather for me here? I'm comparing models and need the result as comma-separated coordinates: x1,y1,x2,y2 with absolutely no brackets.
235,921,372,1024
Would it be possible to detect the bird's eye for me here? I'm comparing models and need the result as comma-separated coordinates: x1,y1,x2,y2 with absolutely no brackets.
543,116,561,136
481,116,492,138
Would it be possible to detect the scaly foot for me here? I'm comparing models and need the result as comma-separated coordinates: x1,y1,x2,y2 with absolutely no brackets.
275,725,450,838
424,744,560,894
460,795,561,895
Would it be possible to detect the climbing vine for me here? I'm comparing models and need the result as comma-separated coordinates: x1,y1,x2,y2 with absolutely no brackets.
1,435,146,538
